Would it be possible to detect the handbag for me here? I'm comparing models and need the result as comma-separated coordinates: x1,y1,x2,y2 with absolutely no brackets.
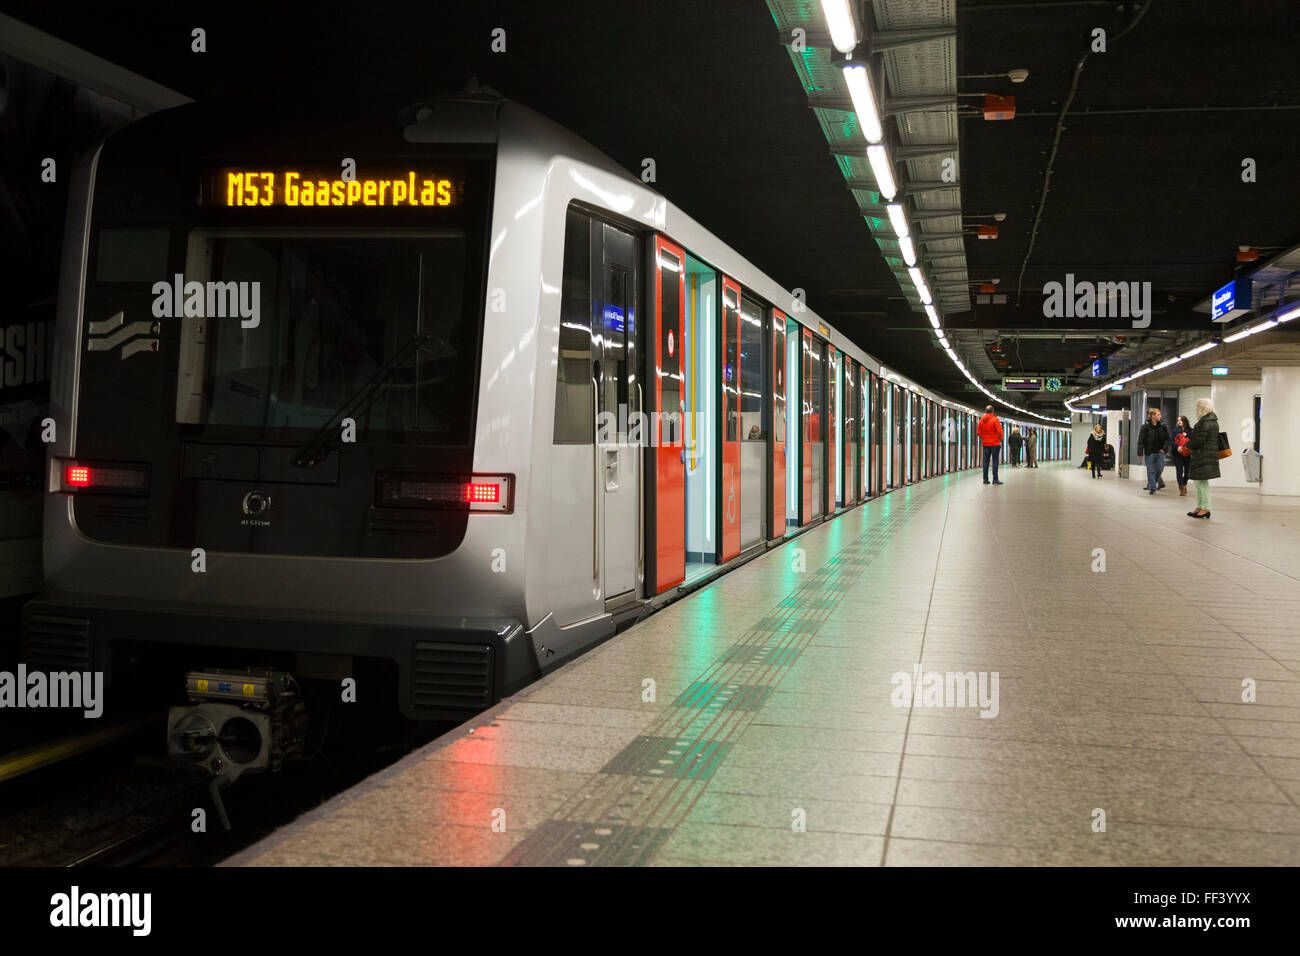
1217,431,1232,460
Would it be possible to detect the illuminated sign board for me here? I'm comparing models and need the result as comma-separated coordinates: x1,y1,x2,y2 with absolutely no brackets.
1091,358,1108,377
1002,376,1043,391
1211,279,1252,322
1211,366,1229,376
203,168,463,208
603,304,625,333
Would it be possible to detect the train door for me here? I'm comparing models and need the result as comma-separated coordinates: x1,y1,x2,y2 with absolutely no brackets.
799,329,812,523
719,277,741,561
682,255,717,581
892,385,903,485
596,224,639,606
870,372,881,494
859,366,868,499
649,236,686,593
771,310,787,539
844,358,856,504
738,291,766,551
829,345,840,511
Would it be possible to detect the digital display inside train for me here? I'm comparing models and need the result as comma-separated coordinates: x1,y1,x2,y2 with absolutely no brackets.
202,168,464,208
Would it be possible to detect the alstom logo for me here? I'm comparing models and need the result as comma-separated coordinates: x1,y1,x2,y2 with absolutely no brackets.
86,311,160,359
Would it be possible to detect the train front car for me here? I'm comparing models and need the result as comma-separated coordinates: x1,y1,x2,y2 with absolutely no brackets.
20,95,562,752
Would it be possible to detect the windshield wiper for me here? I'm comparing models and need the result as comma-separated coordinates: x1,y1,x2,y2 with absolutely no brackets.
291,331,433,468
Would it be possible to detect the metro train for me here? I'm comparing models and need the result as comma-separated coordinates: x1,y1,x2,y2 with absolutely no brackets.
20,91,1069,753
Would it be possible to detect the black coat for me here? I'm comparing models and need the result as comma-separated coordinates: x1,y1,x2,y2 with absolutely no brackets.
1009,433,1023,450
1086,433,1107,464
1137,420,1170,455
1186,412,1221,480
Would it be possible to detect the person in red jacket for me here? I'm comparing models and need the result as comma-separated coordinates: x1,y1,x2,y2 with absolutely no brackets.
977,405,1004,485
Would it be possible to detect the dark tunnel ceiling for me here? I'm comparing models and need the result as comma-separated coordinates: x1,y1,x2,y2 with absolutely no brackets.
5,0,1300,409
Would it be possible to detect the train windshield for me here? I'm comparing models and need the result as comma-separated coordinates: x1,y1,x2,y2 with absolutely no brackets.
173,230,474,446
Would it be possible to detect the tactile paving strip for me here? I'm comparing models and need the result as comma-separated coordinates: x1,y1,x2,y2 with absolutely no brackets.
502,493,933,865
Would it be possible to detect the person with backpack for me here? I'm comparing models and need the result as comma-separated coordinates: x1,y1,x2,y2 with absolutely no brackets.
1009,426,1023,467
1136,407,1170,495
1183,398,1221,518
977,405,1004,485
1170,415,1192,495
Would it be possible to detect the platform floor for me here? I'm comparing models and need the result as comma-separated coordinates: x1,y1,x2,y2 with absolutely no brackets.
228,463,1300,866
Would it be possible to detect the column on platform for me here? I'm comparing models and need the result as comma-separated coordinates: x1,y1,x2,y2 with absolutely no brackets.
1209,379,1261,490
1260,367,1300,497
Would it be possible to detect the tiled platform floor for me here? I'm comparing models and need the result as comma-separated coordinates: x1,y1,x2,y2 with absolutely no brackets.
228,463,1300,866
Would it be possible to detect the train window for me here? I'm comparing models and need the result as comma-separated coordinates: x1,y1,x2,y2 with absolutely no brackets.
773,320,786,445
175,229,474,445
554,208,593,443
807,340,823,443
608,266,629,420
723,287,738,443
661,251,682,445
739,293,763,440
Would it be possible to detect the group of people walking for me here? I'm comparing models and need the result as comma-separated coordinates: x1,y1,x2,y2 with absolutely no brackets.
1086,399,1221,518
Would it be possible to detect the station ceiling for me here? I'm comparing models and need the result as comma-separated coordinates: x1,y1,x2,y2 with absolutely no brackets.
5,0,1300,413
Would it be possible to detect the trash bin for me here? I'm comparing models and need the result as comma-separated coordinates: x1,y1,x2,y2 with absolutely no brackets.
1243,448,1262,483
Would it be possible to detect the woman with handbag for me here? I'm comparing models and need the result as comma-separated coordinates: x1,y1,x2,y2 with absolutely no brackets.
1183,398,1222,518
1171,415,1192,495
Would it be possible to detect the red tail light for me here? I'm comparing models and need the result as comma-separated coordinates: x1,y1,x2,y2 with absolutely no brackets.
375,474,512,513
464,482,500,504
58,459,149,495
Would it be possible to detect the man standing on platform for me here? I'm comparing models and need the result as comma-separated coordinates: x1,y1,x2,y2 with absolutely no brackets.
978,405,1004,485
1136,407,1170,495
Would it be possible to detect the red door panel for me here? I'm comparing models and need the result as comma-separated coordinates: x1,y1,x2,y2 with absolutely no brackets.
720,276,741,561
772,310,787,538
652,236,685,593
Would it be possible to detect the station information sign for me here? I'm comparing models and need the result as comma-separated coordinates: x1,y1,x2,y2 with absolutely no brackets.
1002,376,1043,391
201,167,464,208
1211,279,1252,322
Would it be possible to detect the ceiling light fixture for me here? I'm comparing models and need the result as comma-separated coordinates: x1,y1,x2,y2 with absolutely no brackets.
866,144,897,200
899,234,917,266
820,0,858,54
841,61,884,144
886,202,909,238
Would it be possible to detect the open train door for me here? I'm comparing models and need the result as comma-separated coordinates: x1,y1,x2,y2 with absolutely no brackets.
771,309,787,540
647,236,685,593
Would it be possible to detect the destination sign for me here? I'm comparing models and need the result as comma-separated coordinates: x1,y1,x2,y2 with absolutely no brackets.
203,168,463,208
1002,376,1043,391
